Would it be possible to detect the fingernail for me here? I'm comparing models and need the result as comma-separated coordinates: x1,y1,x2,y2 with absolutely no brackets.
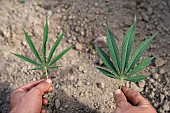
46,79,52,84
114,89,121,94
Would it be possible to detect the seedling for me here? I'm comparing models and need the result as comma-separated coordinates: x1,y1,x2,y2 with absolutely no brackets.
96,17,158,89
12,17,72,79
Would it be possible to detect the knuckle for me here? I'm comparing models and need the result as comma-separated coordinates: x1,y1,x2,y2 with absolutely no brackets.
116,101,127,108
133,93,140,100
115,97,126,107
125,89,133,95
131,93,140,104
118,101,125,106
31,87,43,95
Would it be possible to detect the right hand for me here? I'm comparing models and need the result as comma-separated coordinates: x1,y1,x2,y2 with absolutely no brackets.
10,79,53,113
113,86,157,113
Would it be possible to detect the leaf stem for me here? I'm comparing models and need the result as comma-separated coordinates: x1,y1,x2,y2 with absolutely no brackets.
119,77,123,90
44,66,48,79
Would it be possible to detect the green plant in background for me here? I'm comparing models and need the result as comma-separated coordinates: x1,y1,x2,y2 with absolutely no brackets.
96,17,158,89
12,17,72,79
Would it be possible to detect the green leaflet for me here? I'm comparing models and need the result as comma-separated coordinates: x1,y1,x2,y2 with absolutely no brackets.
127,57,153,76
48,46,73,66
121,17,136,74
96,45,118,75
124,75,149,82
106,25,121,73
30,67,43,70
47,32,65,63
42,16,48,63
12,53,41,66
97,67,119,79
23,29,42,64
126,32,158,74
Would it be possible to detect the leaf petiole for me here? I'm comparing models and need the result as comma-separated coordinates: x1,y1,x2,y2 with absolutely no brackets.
44,66,48,79
119,77,124,90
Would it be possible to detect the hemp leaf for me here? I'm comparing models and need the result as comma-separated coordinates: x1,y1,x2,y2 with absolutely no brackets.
12,17,72,79
96,17,158,89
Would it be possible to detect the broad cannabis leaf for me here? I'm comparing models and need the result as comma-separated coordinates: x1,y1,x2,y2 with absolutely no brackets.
96,17,158,89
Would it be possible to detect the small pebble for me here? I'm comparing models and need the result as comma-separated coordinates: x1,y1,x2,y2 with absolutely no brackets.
64,104,69,109
85,82,90,86
77,80,83,87
149,78,155,83
97,82,105,89
75,43,83,51
142,13,149,22
78,66,83,72
163,102,170,111
93,35,106,45
152,73,159,80
159,68,165,74
55,99,61,109
138,80,145,88
155,57,165,67
150,67,157,74
22,40,27,46
47,10,53,17
69,75,75,81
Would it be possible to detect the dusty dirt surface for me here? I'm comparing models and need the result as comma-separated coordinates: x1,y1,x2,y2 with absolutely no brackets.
0,0,169,113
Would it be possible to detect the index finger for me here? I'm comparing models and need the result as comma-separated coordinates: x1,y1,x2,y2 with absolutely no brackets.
16,79,45,91
122,86,150,106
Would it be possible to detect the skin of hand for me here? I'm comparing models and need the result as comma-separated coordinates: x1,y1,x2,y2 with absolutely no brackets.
10,79,53,113
113,86,157,113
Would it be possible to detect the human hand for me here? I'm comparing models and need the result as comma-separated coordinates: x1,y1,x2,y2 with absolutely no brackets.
10,79,53,113
113,86,157,113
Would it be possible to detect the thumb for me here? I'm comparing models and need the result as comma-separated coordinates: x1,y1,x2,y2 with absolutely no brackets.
114,89,127,107
31,79,52,95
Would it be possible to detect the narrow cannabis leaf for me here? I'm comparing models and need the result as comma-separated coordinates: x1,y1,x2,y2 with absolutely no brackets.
95,45,118,75
12,17,72,79
97,67,119,79
48,46,73,66
127,57,154,76
23,29,42,64
12,53,41,66
124,75,149,82
47,32,65,63
125,32,158,74
30,67,43,70
121,17,136,74
96,17,158,89
42,16,48,63
106,25,121,73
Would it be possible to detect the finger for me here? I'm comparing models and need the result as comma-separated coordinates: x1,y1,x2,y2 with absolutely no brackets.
114,89,127,107
45,87,53,93
122,86,149,106
42,98,48,105
41,109,47,113
17,79,45,91
32,79,52,95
